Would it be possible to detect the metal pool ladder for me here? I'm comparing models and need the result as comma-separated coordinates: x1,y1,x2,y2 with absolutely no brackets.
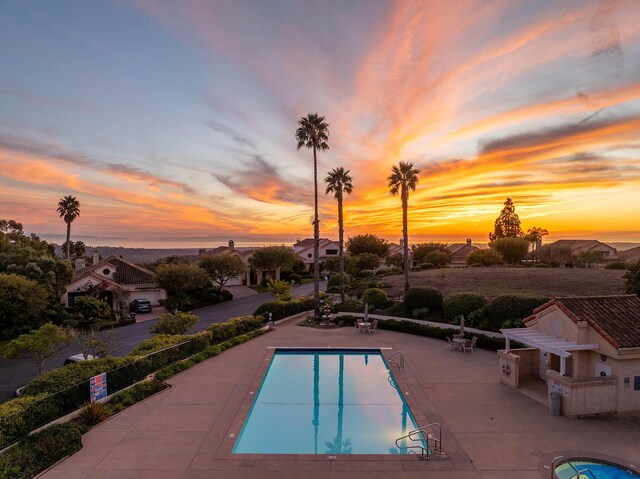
550,455,598,479
388,351,405,369
395,422,442,460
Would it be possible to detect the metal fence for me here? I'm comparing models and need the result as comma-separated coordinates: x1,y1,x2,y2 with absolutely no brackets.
0,338,201,449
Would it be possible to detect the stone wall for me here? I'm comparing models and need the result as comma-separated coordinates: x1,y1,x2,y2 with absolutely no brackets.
547,370,617,417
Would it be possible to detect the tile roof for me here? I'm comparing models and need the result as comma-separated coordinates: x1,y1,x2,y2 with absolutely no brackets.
617,246,640,264
550,239,616,254
75,256,157,286
532,295,640,349
294,238,331,248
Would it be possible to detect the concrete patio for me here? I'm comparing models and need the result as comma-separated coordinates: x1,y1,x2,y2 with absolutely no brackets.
42,319,640,479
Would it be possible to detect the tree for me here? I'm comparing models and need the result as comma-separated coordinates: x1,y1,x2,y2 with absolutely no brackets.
624,259,640,297
412,242,449,264
325,167,354,304
538,244,573,267
0,273,49,339
492,237,530,264
267,279,292,301
74,295,111,323
61,240,86,260
296,112,330,318
489,197,523,241
150,312,199,335
465,249,503,266
198,254,245,289
57,195,80,260
250,246,298,273
388,161,420,294
345,234,390,258
156,263,210,296
574,251,604,269
69,328,118,359
524,227,548,263
354,253,380,271
3,323,71,374
423,250,450,268
387,252,404,269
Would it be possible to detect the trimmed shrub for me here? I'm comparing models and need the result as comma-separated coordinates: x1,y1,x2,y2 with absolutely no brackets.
605,261,628,270
288,273,302,284
423,250,450,267
357,269,375,278
334,300,364,313
0,422,86,479
443,293,487,320
411,307,430,319
485,295,550,331
0,394,58,447
383,302,409,318
150,312,199,335
375,267,403,277
254,296,314,321
404,286,444,313
418,263,435,270
328,274,352,288
207,315,265,342
465,249,503,266
108,380,167,414
533,263,552,268
470,263,485,267
362,288,388,309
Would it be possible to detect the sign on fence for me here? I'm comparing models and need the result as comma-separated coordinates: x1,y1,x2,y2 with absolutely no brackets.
90,372,107,402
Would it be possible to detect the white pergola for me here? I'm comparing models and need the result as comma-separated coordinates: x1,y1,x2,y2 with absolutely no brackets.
501,327,599,376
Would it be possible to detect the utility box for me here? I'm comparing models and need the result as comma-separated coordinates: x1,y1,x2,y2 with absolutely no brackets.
549,391,562,416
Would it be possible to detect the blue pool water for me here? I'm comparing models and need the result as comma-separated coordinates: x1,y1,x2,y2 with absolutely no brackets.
555,461,640,479
232,349,425,454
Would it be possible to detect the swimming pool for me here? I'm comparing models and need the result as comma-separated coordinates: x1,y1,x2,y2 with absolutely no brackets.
555,460,640,479
232,348,425,455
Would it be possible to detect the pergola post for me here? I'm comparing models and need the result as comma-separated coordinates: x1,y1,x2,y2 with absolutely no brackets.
560,356,566,376
505,337,511,353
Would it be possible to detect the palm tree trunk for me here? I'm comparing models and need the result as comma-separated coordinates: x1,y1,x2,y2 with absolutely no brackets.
65,221,71,260
313,145,320,318
402,186,409,294
338,193,345,304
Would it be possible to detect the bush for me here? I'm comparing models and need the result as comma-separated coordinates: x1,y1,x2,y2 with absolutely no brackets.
0,394,58,447
334,300,364,313
77,402,110,427
606,261,628,270
254,296,314,321
383,302,409,318
485,295,550,331
465,249,503,266
625,259,640,297
108,380,166,413
443,293,487,320
418,263,434,270
376,267,403,277
0,422,86,479
470,263,485,267
533,263,552,268
492,237,530,264
362,288,388,309
357,269,375,278
207,315,265,342
404,286,444,313
150,312,199,335
411,307,430,319
423,251,450,267
288,273,302,284
328,274,352,288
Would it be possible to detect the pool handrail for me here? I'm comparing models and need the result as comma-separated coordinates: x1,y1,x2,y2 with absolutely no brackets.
388,351,405,369
395,422,442,460
551,455,599,479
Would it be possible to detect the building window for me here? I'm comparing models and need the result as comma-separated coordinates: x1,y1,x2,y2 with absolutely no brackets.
307,253,312,258
326,249,338,255
102,268,111,275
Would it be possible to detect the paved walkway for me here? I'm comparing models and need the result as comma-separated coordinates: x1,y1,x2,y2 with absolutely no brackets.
43,320,640,479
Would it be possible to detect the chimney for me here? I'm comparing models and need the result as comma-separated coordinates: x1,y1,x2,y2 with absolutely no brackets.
399,238,404,247
228,240,235,250
74,258,85,272
198,248,206,255
466,238,472,246
92,250,100,265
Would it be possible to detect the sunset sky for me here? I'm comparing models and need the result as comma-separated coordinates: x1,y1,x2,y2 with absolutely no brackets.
1,0,640,248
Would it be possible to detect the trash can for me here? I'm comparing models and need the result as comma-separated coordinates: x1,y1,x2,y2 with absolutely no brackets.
549,391,561,416
130,312,136,321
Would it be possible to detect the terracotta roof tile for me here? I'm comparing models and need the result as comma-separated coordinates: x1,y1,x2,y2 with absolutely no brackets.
74,256,156,286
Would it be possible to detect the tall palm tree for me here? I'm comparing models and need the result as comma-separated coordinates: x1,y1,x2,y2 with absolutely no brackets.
325,167,353,304
388,162,420,294
296,113,329,318
57,195,80,260
526,226,549,263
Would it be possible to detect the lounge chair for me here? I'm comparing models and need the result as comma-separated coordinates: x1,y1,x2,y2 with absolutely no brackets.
368,319,378,335
446,337,456,350
462,336,477,354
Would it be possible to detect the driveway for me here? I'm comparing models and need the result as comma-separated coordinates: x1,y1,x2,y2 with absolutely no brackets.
0,282,321,401
42,319,640,479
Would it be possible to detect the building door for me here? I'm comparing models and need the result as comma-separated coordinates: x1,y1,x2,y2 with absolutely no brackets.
539,351,548,382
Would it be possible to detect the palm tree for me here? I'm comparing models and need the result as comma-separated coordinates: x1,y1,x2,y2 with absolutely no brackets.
325,167,353,304
388,162,420,294
526,226,549,263
296,113,330,318
57,195,80,260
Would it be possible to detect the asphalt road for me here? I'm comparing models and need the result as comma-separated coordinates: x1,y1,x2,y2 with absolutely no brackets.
0,282,320,402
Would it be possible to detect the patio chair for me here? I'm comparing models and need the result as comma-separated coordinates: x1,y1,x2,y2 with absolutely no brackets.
462,336,477,354
354,321,362,333
446,337,457,350
368,319,378,335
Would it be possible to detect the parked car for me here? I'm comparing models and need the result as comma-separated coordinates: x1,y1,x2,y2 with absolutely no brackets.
130,298,152,313
63,353,96,365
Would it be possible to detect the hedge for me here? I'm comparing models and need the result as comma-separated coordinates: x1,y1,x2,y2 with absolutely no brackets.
362,288,388,309
443,292,487,320
357,269,375,278
207,315,265,342
485,295,550,326
328,274,352,288
404,286,444,313
605,261,628,270
0,422,86,479
253,296,314,321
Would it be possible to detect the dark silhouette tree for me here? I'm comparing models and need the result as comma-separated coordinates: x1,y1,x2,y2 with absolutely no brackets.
57,195,80,259
325,167,353,304
296,113,330,317
525,226,549,263
388,161,420,294
490,197,523,241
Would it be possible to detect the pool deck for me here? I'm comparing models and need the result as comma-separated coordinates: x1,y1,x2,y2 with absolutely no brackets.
41,320,640,479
